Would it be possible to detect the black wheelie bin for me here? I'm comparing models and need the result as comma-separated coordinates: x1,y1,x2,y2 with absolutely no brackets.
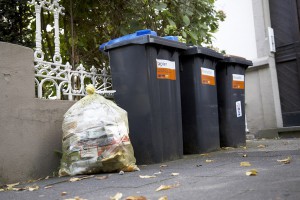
216,56,252,147
104,35,187,164
180,46,224,154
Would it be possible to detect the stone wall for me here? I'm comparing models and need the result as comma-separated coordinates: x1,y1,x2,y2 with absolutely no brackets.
0,42,74,184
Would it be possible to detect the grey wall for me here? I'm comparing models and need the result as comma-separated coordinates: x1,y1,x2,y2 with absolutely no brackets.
0,42,74,184
245,0,283,135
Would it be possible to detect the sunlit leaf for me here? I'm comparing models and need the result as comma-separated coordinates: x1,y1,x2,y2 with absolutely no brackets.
139,175,156,179
257,144,266,148
110,192,123,200
158,196,168,200
125,196,147,200
246,169,258,176
27,185,39,191
277,156,291,164
240,162,251,167
205,159,214,163
61,192,68,196
243,154,247,157
156,183,179,192
171,173,179,176
95,175,108,180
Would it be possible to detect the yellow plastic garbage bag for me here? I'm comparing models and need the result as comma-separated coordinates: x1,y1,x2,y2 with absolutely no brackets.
59,85,138,176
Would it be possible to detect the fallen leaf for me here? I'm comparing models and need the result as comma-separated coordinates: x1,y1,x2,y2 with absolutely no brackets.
0,189,4,192
110,192,123,200
200,153,209,156
125,196,147,200
61,192,68,196
139,175,156,179
95,175,108,180
243,154,247,157
222,147,235,150
44,186,53,189
257,144,266,148
171,173,179,176
156,183,179,192
153,172,162,175
243,146,247,149
69,177,81,182
119,171,125,175
158,196,168,200
160,164,168,168
27,185,39,191
45,176,50,180
277,156,291,164
69,175,94,182
246,169,258,176
65,196,87,200
240,162,251,167
205,159,214,163
6,182,20,188
12,187,24,191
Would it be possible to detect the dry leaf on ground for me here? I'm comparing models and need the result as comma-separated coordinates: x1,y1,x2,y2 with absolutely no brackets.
277,156,291,164
27,185,39,191
110,192,123,200
160,164,168,168
246,169,258,176
200,153,209,156
171,173,179,176
243,154,247,157
156,183,179,192
45,176,50,180
69,175,94,182
222,147,235,150
95,176,108,180
154,172,162,175
257,144,266,148
139,175,156,179
240,162,251,167
61,192,68,196
125,196,147,200
44,186,52,189
205,159,214,163
64,196,87,200
158,196,168,200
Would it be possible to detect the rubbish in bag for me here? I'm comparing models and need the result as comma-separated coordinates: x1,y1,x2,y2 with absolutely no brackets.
59,84,139,176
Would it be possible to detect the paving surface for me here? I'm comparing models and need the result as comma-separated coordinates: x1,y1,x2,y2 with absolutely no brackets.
1,138,300,200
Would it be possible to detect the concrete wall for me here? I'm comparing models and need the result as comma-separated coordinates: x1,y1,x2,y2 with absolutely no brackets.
0,42,74,184
245,0,283,134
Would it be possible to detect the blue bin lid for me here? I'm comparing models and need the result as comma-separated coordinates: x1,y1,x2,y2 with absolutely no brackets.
99,29,157,52
104,35,187,51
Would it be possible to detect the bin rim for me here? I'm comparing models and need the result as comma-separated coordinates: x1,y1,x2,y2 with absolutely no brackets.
182,46,224,60
104,35,187,51
220,56,253,66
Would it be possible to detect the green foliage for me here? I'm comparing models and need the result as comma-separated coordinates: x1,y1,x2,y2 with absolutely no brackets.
0,0,225,69
0,0,34,47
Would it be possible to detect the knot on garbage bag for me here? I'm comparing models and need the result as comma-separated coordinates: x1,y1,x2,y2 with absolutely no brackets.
86,84,95,95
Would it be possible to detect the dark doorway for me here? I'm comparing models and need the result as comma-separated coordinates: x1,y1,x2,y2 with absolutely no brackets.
269,0,300,126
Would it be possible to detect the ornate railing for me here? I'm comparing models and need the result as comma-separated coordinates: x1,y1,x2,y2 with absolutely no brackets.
30,0,114,100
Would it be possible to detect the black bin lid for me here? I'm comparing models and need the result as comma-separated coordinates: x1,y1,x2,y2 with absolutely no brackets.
105,35,187,51
182,46,224,60
220,56,253,66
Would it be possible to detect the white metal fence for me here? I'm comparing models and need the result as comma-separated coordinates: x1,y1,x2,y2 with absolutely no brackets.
31,0,114,100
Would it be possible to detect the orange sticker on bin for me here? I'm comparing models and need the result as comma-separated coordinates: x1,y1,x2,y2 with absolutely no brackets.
156,59,176,80
232,74,245,89
201,67,215,85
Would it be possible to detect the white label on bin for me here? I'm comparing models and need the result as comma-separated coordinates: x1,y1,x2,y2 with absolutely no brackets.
232,74,245,89
201,67,215,85
236,101,242,117
156,59,176,80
